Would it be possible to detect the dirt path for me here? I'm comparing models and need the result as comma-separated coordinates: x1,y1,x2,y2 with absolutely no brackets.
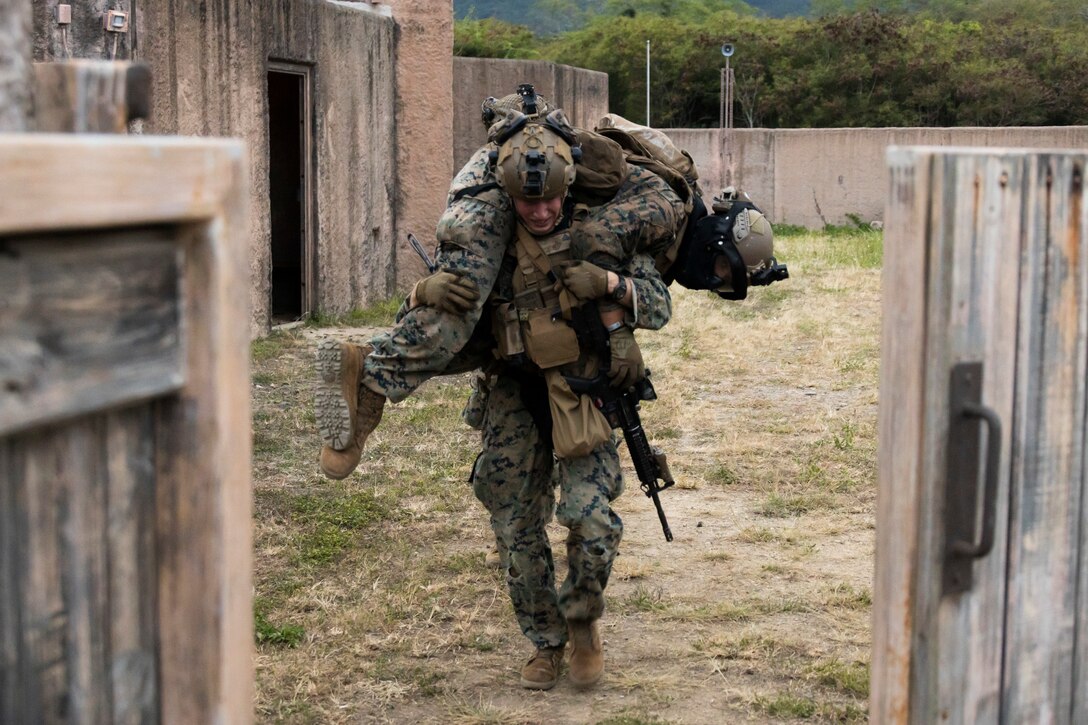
251,238,880,724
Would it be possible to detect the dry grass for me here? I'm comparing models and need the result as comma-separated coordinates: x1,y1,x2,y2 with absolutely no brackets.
250,224,881,723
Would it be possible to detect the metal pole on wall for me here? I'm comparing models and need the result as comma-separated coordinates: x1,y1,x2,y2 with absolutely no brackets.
719,67,724,131
645,39,651,127
720,43,735,189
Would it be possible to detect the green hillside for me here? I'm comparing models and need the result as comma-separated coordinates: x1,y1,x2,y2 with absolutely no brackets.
455,0,811,32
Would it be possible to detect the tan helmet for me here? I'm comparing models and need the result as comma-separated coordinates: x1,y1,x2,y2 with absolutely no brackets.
491,110,578,200
730,206,775,274
481,90,552,129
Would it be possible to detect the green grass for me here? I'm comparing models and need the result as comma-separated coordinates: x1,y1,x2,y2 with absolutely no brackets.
808,658,870,697
305,296,405,328
754,692,818,718
757,491,834,518
254,605,305,648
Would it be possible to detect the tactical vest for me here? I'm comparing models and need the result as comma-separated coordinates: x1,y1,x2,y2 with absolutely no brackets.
492,223,583,371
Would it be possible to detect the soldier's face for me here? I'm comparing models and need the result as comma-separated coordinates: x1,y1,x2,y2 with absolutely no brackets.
513,196,563,235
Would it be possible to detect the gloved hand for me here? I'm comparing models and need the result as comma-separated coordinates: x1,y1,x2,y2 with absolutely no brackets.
413,269,480,314
558,260,611,302
607,325,644,390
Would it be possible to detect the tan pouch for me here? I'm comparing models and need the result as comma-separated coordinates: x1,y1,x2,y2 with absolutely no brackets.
523,308,580,369
545,369,612,458
492,302,525,359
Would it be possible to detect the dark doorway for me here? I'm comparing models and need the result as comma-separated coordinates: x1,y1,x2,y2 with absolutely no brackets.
267,65,312,323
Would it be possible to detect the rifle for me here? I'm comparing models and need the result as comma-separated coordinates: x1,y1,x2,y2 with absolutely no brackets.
564,372,676,542
407,232,437,273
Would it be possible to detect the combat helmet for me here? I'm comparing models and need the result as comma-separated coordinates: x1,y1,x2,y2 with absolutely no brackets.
673,188,788,300
490,108,581,201
481,85,553,129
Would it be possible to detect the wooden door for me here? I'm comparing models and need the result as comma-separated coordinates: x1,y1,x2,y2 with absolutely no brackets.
0,135,253,724
872,147,1088,724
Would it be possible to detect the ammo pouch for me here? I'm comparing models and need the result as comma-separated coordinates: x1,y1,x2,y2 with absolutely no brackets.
523,308,579,369
492,302,525,359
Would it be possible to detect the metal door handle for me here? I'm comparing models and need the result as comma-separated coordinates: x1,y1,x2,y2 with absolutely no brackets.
943,362,1003,595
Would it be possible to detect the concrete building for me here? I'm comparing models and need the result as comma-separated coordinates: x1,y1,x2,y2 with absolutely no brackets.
31,0,446,335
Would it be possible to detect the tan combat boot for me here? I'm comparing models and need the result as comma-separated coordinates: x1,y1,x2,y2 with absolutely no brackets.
315,341,385,480
520,645,565,690
567,619,603,687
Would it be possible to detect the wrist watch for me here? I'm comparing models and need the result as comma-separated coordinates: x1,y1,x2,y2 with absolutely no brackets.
610,275,628,302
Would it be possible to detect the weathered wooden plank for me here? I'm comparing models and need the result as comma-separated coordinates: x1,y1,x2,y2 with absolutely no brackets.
60,418,113,723
9,428,72,722
0,135,247,235
0,438,25,722
33,61,152,134
0,0,32,132
872,146,934,724
1002,153,1087,721
0,228,183,436
106,407,159,724
156,169,253,724
875,148,1024,723
930,153,1021,725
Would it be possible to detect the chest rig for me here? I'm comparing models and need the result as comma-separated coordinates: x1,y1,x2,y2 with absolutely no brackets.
492,222,583,370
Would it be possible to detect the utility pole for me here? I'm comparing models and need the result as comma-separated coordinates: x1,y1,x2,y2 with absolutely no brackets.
645,39,650,127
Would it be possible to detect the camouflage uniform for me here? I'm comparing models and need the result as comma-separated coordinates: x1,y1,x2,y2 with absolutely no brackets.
468,166,682,648
365,151,682,402
355,131,681,653
363,148,513,402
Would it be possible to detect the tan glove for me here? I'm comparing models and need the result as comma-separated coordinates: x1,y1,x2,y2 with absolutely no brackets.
558,260,611,302
413,270,480,314
608,325,644,390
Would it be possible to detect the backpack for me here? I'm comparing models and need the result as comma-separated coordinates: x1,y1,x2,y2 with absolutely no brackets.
592,114,707,278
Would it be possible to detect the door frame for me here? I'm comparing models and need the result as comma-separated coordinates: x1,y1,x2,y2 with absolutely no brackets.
267,60,315,320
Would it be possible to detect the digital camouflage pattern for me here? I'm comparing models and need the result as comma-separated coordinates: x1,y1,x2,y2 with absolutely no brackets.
571,163,685,270
363,148,512,402
471,374,624,648
357,133,679,656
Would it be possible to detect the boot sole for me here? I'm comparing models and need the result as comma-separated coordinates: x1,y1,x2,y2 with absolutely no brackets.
568,670,602,688
315,340,353,450
519,676,558,690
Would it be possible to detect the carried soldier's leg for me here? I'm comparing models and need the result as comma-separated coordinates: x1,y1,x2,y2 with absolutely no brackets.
555,442,625,687
314,210,511,479
471,373,567,690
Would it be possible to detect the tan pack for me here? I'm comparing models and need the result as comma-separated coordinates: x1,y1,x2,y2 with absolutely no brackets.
545,369,612,458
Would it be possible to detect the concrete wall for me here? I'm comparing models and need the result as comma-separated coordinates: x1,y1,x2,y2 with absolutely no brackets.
453,57,609,171
34,0,400,335
668,126,1088,228
383,0,454,289
0,0,32,131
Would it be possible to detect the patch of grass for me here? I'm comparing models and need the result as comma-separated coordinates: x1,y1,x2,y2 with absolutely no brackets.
824,583,872,610
808,657,870,697
833,422,858,450
754,692,818,719
251,332,293,364
253,606,304,648
263,487,398,567
663,601,751,623
772,222,810,236
676,326,697,359
306,296,404,328
757,491,834,517
625,584,669,613
708,463,740,486
735,526,778,543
